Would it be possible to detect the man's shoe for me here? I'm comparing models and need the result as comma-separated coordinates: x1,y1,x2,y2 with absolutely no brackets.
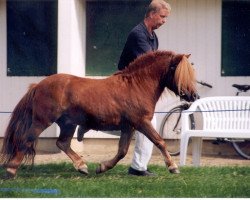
128,167,156,176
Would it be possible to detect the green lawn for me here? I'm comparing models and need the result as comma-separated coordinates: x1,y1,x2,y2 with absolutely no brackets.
0,162,249,198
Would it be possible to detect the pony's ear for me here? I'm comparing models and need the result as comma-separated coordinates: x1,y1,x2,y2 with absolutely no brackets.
185,54,191,58
172,54,184,66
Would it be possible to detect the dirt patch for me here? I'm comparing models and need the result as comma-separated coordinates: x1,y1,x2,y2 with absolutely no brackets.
34,138,250,167
34,151,250,167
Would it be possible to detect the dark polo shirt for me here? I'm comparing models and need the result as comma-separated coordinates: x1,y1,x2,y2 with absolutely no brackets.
118,22,159,70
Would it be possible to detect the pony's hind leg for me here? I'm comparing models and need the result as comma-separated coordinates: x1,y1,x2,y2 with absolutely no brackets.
96,126,134,174
56,121,88,175
3,123,46,179
3,151,26,180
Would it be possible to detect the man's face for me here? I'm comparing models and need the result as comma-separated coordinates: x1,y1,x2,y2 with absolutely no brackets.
151,8,170,30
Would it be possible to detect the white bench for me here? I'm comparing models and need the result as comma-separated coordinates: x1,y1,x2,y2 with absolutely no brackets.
179,96,250,166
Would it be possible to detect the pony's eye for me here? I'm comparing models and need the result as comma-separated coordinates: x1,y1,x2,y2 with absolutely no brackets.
170,66,175,71
180,91,185,96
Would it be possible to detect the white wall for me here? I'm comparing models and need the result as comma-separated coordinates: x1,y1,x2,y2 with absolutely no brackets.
157,0,250,97
0,1,56,137
154,0,250,137
57,0,85,76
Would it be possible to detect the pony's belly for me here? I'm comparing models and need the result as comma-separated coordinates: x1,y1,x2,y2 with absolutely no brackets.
90,124,121,132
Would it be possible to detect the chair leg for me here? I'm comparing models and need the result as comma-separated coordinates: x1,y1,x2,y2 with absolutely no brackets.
180,134,189,166
192,137,202,166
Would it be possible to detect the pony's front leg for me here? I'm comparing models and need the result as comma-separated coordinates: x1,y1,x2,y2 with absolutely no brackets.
138,120,180,174
96,126,134,174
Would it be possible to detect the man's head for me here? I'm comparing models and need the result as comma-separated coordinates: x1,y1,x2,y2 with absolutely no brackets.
145,0,171,30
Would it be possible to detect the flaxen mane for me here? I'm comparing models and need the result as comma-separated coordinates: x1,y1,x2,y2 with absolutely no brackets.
174,56,196,94
116,51,196,96
115,51,174,85
123,51,174,73
114,51,173,90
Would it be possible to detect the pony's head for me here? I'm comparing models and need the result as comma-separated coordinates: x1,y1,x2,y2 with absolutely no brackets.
166,53,198,102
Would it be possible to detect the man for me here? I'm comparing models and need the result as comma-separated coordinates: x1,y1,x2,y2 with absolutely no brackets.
118,0,171,176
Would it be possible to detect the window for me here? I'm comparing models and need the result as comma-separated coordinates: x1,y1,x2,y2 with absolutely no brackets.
86,0,149,76
7,0,58,76
221,0,250,76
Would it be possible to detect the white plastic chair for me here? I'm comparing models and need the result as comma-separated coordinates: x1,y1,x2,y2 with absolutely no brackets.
179,96,250,166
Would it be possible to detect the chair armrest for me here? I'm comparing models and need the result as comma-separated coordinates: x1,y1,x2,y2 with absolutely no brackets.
181,101,200,132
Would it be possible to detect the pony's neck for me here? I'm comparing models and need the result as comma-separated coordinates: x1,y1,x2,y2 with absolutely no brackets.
117,51,173,105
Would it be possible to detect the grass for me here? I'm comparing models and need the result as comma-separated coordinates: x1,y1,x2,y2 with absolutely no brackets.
0,162,250,198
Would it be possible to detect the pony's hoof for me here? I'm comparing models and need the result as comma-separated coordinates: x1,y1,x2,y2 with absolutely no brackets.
1,171,16,180
95,165,102,174
96,164,105,174
169,168,180,174
76,163,88,175
168,163,180,174
78,167,89,175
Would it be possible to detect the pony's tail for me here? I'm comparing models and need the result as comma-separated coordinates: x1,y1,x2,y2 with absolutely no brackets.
1,84,37,166
174,56,197,94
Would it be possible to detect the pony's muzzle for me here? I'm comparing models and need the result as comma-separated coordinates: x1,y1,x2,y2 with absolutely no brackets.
191,93,199,101
180,91,198,102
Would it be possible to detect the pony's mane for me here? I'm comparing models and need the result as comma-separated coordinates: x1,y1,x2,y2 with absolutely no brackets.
115,50,197,96
122,51,174,74
127,51,173,70
174,56,196,94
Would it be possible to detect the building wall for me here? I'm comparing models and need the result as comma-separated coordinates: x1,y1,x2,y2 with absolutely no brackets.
155,0,249,137
158,0,249,97
0,1,56,137
0,0,249,139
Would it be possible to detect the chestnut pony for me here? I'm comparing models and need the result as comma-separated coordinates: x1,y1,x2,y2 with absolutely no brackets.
1,51,197,179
